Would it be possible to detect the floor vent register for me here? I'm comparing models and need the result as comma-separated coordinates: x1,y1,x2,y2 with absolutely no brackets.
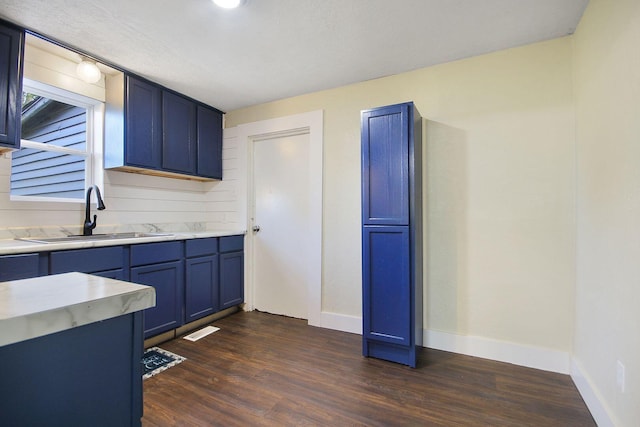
183,325,220,342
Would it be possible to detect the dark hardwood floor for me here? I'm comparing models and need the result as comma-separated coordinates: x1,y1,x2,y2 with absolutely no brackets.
142,311,595,426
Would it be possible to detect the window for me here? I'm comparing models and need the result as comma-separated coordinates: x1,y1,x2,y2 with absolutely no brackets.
10,79,104,203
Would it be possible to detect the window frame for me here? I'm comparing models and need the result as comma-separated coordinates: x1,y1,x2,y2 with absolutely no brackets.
10,78,104,204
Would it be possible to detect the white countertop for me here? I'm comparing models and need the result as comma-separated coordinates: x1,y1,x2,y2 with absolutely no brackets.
0,229,245,255
0,272,156,347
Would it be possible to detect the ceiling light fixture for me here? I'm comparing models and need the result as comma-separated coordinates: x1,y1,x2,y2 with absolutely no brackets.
213,0,242,9
76,59,102,84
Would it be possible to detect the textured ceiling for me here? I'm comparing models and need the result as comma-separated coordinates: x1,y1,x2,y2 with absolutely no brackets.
0,0,589,112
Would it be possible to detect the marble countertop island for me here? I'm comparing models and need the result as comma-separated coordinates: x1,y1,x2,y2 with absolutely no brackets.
0,272,155,347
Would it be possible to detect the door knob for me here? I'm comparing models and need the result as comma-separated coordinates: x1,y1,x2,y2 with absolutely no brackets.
252,225,261,233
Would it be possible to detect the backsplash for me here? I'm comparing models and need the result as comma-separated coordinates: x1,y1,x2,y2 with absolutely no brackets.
0,129,243,239
0,221,211,240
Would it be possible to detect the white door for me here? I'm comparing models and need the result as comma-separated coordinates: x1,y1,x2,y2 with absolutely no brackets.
252,132,310,319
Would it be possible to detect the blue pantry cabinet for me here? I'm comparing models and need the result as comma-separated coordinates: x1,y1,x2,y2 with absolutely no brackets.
361,102,423,368
0,21,24,151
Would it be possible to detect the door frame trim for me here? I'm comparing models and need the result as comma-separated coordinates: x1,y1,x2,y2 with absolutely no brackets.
236,110,323,326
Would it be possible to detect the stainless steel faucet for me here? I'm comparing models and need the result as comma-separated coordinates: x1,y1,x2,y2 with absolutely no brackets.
83,185,106,236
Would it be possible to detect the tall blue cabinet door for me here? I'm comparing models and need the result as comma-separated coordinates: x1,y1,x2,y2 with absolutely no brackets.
125,75,162,169
162,91,196,175
361,104,410,226
0,22,24,149
362,226,411,345
131,260,184,338
197,105,223,179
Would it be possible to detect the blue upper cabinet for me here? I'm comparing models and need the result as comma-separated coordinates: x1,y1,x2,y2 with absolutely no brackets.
197,105,223,179
125,75,162,169
162,90,196,175
0,21,24,152
105,72,223,181
361,104,410,226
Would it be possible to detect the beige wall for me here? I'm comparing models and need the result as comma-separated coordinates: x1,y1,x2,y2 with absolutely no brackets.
226,37,576,354
573,0,640,425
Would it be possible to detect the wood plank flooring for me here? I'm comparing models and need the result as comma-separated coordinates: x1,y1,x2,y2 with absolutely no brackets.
142,311,595,426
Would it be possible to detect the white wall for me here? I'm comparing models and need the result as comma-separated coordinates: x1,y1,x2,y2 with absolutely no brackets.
0,39,243,236
23,37,107,102
226,37,576,372
0,150,242,235
573,0,640,425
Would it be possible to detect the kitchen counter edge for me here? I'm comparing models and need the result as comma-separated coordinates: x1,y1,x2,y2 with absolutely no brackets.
0,272,155,347
0,230,246,255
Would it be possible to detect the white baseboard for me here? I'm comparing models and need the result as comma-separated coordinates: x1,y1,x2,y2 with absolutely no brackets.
425,329,571,374
310,314,610,425
312,315,571,374
570,359,615,427
311,311,362,334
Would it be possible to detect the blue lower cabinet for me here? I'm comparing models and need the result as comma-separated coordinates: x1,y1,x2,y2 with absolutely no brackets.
0,236,244,340
185,237,219,322
131,260,184,338
0,253,44,281
0,312,144,426
50,246,128,280
219,235,244,310
130,241,184,338
185,255,219,322
90,269,126,280
220,250,244,309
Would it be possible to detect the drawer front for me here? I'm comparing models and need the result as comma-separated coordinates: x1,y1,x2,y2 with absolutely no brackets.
130,241,182,267
185,237,218,258
50,247,124,274
219,235,243,253
0,253,41,281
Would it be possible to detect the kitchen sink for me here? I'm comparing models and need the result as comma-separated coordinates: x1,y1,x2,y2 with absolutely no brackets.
16,232,172,244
